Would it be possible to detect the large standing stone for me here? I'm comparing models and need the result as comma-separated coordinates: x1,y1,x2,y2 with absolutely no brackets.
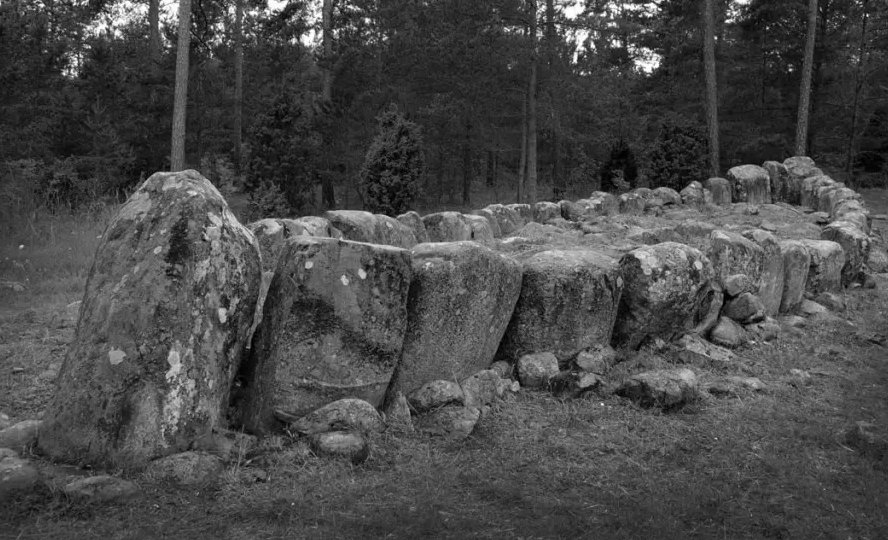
462,214,496,243
506,204,533,225
800,175,834,209
560,200,589,221
619,192,645,215
727,165,771,204
397,211,430,244
323,210,416,248
708,230,764,288
799,239,845,294
822,221,870,286
778,240,811,313
38,170,262,468
822,187,860,218
680,182,705,205
612,242,713,350
742,229,784,316
652,187,682,206
240,237,412,433
422,212,473,242
471,208,503,238
783,156,823,205
763,161,788,202
496,249,623,363
484,204,524,235
384,242,522,401
533,201,562,223
705,178,732,206
833,199,871,233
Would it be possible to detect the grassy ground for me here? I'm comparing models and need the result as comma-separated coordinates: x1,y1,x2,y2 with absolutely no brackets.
1,192,887,539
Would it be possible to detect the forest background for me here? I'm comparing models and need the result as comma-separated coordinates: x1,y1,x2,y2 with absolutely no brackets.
1,0,887,221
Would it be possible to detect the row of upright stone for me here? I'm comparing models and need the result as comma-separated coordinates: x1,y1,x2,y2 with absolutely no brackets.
34,155,874,469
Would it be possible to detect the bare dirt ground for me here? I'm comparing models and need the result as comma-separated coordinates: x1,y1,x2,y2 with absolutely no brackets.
1,191,887,539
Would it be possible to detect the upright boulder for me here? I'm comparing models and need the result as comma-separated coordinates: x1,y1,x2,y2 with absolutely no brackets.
619,192,645,215
462,214,496,243
471,208,503,238
38,170,262,468
778,240,811,313
783,156,823,204
587,192,620,215
422,212,473,242
799,239,845,294
496,249,623,364
822,221,870,286
705,177,732,206
484,204,524,235
384,242,522,401
652,187,682,206
727,165,771,204
612,242,713,349
323,210,416,248
708,230,764,288
763,161,788,202
397,211,430,244
800,175,834,209
506,204,533,225
240,237,412,433
742,229,784,316
833,199,871,233
532,201,561,223
680,182,705,205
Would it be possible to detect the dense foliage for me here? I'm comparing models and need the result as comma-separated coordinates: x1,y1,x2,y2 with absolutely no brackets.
600,140,639,193
647,117,710,191
1,0,887,213
358,105,424,216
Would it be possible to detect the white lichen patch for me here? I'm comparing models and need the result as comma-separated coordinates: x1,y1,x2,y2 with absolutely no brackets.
358,268,367,280
217,307,228,324
208,213,223,227
194,259,211,283
153,246,162,255
305,261,314,270
161,341,198,438
341,275,350,286
108,348,126,365
115,190,153,222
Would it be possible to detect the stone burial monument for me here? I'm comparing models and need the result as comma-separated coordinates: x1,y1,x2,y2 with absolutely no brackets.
23,153,879,475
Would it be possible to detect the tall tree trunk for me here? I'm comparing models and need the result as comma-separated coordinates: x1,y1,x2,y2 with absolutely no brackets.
808,0,831,155
233,0,244,172
518,93,527,203
462,120,472,206
148,0,161,63
703,0,720,177
844,0,870,184
321,0,333,102
486,150,495,187
545,0,564,200
794,0,818,157
170,0,192,171
526,0,538,203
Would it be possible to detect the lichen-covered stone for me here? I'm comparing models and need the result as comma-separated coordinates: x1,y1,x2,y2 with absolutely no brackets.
763,161,788,202
779,240,811,313
742,229,784,316
497,249,622,363
397,211,430,243
708,230,764,289
615,368,698,409
384,242,522,401
705,177,732,206
673,334,736,365
422,211,473,242
308,431,369,462
506,204,533,225
462,214,496,243
407,380,465,413
560,200,588,221
415,406,480,441
822,221,870,286
619,192,646,215
0,420,40,453
484,204,523,235
286,398,384,435
575,345,617,374
63,475,140,502
533,201,561,223
144,451,224,486
727,165,771,204
833,199,871,233
589,191,620,214
652,187,682,206
612,242,713,349
517,352,559,388
722,292,766,324
38,170,262,469
471,208,503,238
240,237,412,433
323,210,416,248
783,156,823,204
800,175,835,209
799,239,845,294
460,370,503,408
0,454,40,499
680,181,705,205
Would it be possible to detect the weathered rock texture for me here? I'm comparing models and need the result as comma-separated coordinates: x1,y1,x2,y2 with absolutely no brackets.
496,249,623,364
705,178,732,206
385,242,522,401
422,212,473,242
241,237,412,433
613,242,713,349
323,210,416,248
779,240,811,313
822,221,870,286
39,170,262,468
799,240,845,294
727,165,771,204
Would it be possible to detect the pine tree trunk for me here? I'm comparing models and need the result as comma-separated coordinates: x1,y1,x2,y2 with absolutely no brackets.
462,121,472,206
808,0,831,155
518,93,527,203
526,0,538,204
321,0,333,102
148,0,161,63
794,0,818,157
844,0,870,184
703,0,720,177
170,0,192,171
233,0,244,172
